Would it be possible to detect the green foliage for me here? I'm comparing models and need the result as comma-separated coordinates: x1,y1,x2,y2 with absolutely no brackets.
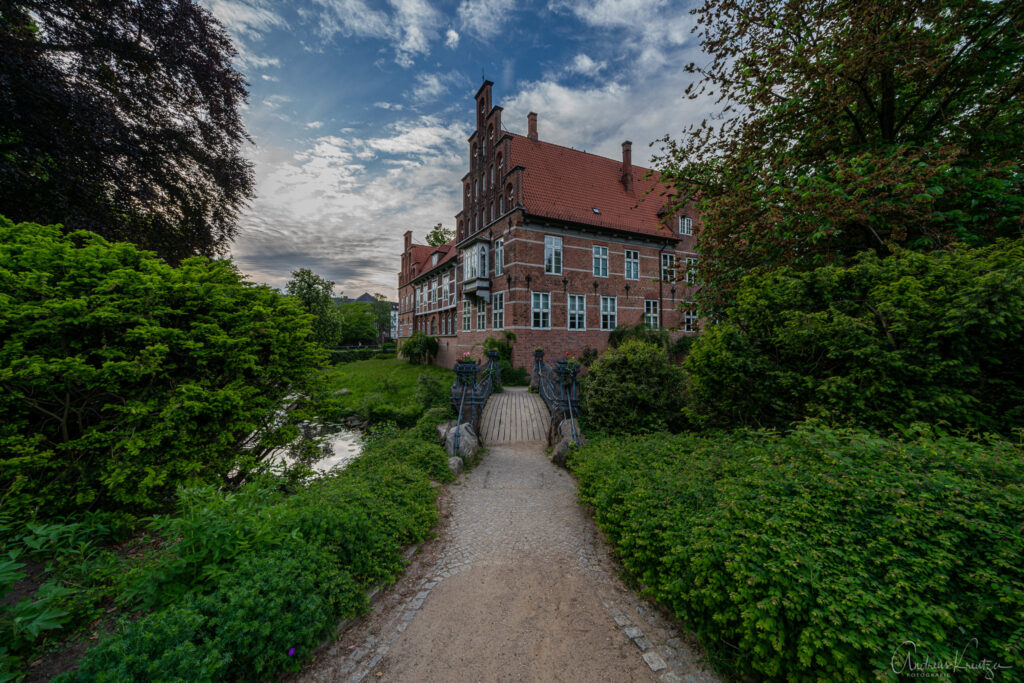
657,0,1024,314
578,347,599,367
62,419,444,681
497,360,529,386
684,241,1024,433
285,268,341,346
581,340,685,434
607,324,670,350
569,426,1024,681
338,302,378,346
399,332,439,365
0,218,328,519
425,223,454,246
328,347,379,363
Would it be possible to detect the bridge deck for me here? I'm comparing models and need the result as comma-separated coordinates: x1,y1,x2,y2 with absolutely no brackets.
479,387,549,444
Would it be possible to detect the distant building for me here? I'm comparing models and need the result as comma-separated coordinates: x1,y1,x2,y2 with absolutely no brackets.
397,80,701,368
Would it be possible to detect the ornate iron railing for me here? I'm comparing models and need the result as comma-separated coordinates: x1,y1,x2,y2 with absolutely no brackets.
450,350,501,453
532,350,581,443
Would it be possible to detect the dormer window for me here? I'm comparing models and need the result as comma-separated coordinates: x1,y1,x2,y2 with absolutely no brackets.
679,216,693,235
432,253,439,266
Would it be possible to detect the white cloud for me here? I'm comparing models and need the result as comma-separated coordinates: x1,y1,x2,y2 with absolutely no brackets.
410,72,463,103
306,121,323,129
260,73,279,81
261,94,292,109
230,118,469,295
548,0,694,72
501,74,713,162
313,0,442,67
568,53,606,76
203,0,287,40
457,0,513,40
374,101,405,110
445,28,460,48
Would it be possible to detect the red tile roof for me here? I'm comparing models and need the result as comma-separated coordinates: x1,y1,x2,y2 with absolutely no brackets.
507,133,680,239
410,240,456,282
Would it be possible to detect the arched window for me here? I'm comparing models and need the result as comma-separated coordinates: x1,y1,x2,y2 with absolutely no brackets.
490,200,496,221
496,152,503,177
506,185,514,208
489,164,494,187
499,193,504,214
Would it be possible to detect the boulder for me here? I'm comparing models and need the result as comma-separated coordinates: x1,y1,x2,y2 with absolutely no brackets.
445,423,480,462
436,419,457,445
447,456,464,477
557,418,586,445
338,388,350,395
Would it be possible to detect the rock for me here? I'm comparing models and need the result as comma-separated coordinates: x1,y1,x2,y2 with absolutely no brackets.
447,456,464,477
557,418,586,446
445,423,480,462
338,388,350,395
435,419,457,444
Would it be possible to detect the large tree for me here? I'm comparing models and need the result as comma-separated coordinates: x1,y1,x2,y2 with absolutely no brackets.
285,269,340,347
657,0,1024,314
425,222,454,246
0,0,254,264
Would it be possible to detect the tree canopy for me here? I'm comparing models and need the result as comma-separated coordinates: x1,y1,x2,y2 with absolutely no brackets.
0,0,254,264
285,269,340,347
425,223,454,246
656,0,1024,314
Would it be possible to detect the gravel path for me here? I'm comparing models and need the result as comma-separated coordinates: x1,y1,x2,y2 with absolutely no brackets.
298,430,719,683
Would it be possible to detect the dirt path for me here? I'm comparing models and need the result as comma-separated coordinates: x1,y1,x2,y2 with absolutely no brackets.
298,438,719,683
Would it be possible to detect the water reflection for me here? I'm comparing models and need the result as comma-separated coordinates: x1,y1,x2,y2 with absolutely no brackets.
271,421,363,475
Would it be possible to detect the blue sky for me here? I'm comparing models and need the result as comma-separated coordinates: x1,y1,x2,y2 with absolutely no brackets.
201,0,712,299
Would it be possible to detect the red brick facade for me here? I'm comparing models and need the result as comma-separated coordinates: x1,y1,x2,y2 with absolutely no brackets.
399,81,701,369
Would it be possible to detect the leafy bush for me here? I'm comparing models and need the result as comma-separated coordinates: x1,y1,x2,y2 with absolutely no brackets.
0,218,327,519
62,421,443,681
685,241,1024,433
569,426,1024,681
328,348,378,363
497,360,529,386
399,332,438,365
580,340,685,433
415,373,450,410
608,323,670,350
374,352,396,360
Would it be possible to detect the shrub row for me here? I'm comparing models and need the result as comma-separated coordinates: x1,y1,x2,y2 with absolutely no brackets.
60,411,452,681
328,347,379,364
568,425,1024,681
685,240,1024,434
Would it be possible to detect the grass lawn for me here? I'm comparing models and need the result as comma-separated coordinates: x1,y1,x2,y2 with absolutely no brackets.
324,358,454,425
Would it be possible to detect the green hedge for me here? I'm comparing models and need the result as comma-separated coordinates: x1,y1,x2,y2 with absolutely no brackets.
685,240,1024,434
60,422,449,681
328,348,378,364
569,426,1024,680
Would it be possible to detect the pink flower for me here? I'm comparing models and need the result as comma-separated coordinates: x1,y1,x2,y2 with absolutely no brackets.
288,648,296,656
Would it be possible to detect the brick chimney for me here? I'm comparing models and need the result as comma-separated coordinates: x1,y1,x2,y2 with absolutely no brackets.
621,141,633,192
527,112,538,142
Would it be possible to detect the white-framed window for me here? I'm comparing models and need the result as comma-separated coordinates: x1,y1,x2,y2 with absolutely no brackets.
477,299,486,329
600,296,617,330
568,294,586,330
679,216,693,236
661,253,676,281
624,249,639,280
544,235,562,275
478,244,487,277
431,278,438,306
686,257,698,285
494,238,504,276
463,244,488,281
644,300,659,328
432,253,439,266
593,245,608,277
492,291,505,329
462,296,472,331
532,292,550,329
442,275,450,303
684,303,698,333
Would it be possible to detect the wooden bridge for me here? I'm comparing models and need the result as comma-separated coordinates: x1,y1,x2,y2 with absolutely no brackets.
479,387,549,444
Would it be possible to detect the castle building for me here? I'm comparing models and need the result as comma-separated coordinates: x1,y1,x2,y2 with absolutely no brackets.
398,81,700,369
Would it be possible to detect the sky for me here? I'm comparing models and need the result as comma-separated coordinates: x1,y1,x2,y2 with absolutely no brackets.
200,0,714,300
